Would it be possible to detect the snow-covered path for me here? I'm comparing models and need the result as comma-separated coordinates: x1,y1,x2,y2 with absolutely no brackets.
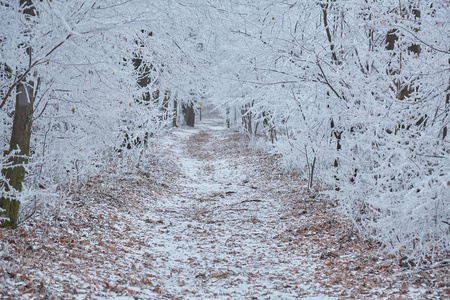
140,115,334,299
1,110,447,299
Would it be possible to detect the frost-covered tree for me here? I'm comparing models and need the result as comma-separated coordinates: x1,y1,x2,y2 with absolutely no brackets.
1,0,39,227
208,0,450,259
0,0,213,227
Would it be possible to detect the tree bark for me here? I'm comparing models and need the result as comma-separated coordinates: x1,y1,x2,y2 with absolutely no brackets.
1,0,36,228
1,81,35,228
182,103,195,127
172,98,178,127
162,90,170,120
321,2,338,63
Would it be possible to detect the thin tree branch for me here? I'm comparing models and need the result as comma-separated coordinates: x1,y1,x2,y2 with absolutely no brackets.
396,25,450,55
0,35,71,110
316,58,343,100
321,2,338,63
0,65,35,110
45,34,71,57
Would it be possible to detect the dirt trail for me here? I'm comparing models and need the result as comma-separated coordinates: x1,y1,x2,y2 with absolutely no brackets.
1,110,448,299
146,116,328,299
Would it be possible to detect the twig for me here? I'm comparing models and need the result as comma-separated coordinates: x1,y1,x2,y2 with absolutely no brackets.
0,34,71,110
396,25,450,55
232,199,263,206
316,58,344,101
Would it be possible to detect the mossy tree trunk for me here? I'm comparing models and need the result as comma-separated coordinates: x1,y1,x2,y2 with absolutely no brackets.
1,0,36,228
1,81,35,228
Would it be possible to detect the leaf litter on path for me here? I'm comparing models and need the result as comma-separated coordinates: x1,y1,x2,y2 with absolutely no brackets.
1,113,449,299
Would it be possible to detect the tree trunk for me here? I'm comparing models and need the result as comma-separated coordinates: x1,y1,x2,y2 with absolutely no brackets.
172,98,178,127
162,90,170,120
182,103,195,127
321,1,339,63
1,81,35,228
1,0,36,228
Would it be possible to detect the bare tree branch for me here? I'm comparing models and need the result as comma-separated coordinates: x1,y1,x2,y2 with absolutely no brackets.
396,25,450,55
0,35,71,110
316,57,343,101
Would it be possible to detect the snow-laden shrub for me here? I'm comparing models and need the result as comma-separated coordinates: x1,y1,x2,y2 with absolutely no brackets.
216,0,450,258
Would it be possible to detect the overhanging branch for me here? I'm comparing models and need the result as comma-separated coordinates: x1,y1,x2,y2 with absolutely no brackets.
0,34,71,110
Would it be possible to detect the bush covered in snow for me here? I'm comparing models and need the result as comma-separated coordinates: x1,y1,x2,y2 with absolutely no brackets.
215,0,450,258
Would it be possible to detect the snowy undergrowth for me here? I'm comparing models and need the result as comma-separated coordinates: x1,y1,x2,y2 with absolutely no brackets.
216,0,450,261
241,102,450,261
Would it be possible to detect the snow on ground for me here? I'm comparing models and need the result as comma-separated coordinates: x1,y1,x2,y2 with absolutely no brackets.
1,109,449,299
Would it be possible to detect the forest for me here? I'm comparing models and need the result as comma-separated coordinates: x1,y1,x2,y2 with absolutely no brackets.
1,0,449,299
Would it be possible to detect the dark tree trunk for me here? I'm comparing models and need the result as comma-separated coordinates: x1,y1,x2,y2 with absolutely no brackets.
182,104,195,127
172,98,178,127
321,1,339,63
